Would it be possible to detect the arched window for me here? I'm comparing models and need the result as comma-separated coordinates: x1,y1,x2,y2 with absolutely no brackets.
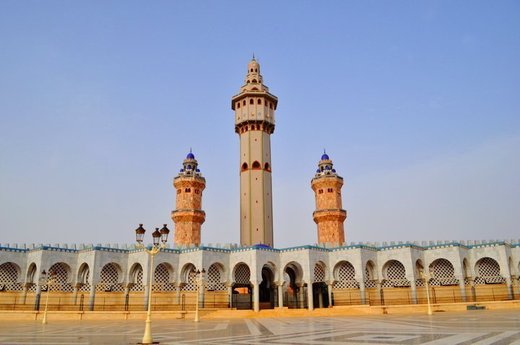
242,100,246,106
237,102,241,109
318,189,323,194
255,68,257,72
252,161,261,169
264,162,270,171
250,68,253,72
269,103,273,109
185,188,191,193
241,162,248,171
250,99,254,104
257,99,262,105
252,79,257,83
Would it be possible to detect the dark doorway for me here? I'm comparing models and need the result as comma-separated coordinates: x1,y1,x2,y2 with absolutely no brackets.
259,266,275,309
284,266,307,309
231,284,252,310
312,282,329,308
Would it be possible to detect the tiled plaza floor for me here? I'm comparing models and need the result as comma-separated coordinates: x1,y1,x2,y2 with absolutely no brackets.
0,310,520,344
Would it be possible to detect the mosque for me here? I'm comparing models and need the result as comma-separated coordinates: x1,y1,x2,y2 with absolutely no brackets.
0,59,518,313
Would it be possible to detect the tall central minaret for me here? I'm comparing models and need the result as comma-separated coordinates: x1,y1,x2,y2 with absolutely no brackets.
232,58,278,247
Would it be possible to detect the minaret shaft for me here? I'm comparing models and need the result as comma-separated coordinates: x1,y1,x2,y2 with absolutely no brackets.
232,58,277,247
311,154,347,245
171,153,206,246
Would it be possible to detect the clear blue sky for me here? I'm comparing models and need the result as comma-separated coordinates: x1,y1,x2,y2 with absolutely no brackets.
0,1,519,247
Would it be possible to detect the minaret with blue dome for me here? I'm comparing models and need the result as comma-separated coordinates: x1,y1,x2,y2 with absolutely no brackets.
231,57,277,247
171,150,206,246
311,151,347,245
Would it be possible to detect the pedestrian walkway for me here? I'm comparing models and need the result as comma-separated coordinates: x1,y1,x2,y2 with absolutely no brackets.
0,310,520,344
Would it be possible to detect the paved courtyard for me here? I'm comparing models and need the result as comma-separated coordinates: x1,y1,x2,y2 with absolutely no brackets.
0,310,520,344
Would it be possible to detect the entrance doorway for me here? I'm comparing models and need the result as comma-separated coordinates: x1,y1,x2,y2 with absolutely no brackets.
312,282,329,308
231,284,252,309
259,266,275,309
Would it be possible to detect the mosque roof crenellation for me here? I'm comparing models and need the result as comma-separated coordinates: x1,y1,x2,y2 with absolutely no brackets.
2,239,520,254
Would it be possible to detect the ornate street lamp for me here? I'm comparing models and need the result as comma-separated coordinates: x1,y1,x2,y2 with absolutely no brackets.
41,270,56,325
194,268,206,323
134,223,170,345
419,269,433,315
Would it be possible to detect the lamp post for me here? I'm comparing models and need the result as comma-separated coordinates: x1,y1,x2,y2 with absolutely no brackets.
420,269,433,316
134,223,170,345
194,268,205,323
41,270,56,325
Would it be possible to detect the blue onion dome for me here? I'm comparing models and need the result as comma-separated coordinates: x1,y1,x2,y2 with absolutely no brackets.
321,153,329,160
316,169,320,173
187,165,192,170
180,168,184,172
253,243,271,249
186,152,195,159
332,169,336,173
325,165,331,170
196,168,200,172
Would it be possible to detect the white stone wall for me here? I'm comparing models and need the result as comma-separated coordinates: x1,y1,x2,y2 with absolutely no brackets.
0,242,518,293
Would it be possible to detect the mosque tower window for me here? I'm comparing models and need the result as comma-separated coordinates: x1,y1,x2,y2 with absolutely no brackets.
252,161,261,169
264,162,270,171
257,99,262,104
242,162,248,171
250,99,254,104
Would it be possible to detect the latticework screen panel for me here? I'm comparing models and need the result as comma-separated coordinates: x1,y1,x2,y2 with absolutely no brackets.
26,264,37,292
181,269,197,291
313,264,325,283
364,263,377,288
207,264,226,291
429,259,459,286
79,269,91,292
48,263,73,292
382,260,410,288
97,263,124,292
233,264,251,285
0,262,22,291
475,257,505,285
333,262,359,289
153,263,175,292
130,265,144,292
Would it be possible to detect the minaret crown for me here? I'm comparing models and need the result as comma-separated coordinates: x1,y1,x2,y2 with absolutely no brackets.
314,152,339,178
178,151,203,178
245,58,263,85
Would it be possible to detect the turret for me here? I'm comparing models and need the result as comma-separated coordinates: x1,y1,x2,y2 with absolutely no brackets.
171,151,206,246
311,151,347,246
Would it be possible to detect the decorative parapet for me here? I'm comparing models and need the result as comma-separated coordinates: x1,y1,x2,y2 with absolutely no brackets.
1,239,519,254
0,246,28,253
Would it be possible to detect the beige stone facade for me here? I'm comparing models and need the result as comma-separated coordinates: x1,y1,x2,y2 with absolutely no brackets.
232,58,277,247
171,153,206,246
311,154,347,245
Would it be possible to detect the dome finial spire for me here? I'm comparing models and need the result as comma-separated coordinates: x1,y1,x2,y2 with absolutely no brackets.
252,52,256,60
